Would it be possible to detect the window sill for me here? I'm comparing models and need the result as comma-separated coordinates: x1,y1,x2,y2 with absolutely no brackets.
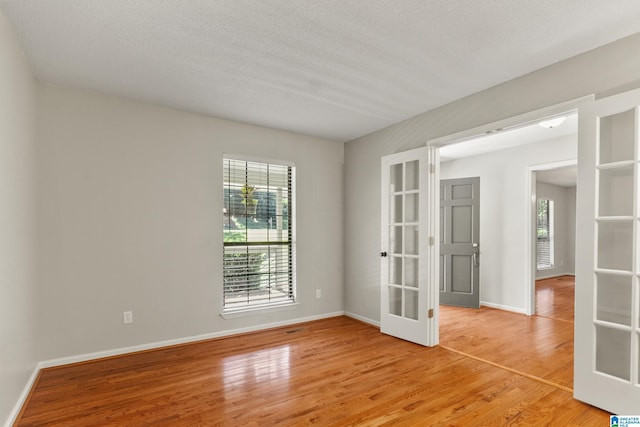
536,266,555,271
220,302,299,319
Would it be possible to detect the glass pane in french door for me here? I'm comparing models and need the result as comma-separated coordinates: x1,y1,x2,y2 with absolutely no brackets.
388,160,420,320
595,325,631,381
598,166,634,216
595,273,632,326
596,220,633,271
599,109,635,164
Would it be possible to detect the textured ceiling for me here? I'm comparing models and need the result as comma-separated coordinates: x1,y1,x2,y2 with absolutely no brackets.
3,1,640,142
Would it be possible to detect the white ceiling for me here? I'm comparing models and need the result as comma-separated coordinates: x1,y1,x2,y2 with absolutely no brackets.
440,113,578,186
439,114,578,161
3,1,640,142
536,165,577,187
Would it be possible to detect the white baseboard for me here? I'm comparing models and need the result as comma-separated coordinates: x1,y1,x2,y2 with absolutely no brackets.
480,301,527,315
344,311,380,328
40,311,345,369
535,272,575,280
6,311,345,427
4,366,40,427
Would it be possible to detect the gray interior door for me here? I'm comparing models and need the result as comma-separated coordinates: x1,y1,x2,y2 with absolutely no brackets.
440,177,480,308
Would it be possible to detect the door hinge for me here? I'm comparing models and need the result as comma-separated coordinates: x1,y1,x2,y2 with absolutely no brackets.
429,163,435,174
428,308,434,318
429,236,435,246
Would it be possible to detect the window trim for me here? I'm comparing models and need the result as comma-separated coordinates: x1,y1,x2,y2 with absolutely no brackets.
220,302,300,319
221,154,297,316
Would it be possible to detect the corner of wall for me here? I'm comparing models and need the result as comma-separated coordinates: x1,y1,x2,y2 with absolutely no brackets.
0,7,39,427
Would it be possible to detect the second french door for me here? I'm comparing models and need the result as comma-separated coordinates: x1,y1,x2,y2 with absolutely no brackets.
574,88,640,414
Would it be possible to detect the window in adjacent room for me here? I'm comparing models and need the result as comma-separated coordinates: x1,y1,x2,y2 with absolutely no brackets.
222,156,295,313
536,198,554,270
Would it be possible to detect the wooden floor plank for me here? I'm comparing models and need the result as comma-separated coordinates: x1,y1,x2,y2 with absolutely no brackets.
17,314,607,426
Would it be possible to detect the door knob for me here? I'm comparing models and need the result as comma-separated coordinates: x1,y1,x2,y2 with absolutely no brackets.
472,243,479,267
380,251,388,257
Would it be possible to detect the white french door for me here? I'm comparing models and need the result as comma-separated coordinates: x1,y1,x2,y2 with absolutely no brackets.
575,88,640,413
380,146,438,346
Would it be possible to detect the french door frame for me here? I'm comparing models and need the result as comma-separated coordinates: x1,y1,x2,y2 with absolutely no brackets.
425,93,640,415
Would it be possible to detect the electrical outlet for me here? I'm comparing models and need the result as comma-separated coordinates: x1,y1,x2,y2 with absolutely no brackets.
123,311,133,324
315,289,322,299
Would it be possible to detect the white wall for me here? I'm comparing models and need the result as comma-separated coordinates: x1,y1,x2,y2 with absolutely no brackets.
36,83,344,361
535,182,577,279
344,33,640,324
439,136,576,311
0,10,38,425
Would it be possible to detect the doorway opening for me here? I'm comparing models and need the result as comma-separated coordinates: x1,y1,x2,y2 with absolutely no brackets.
437,112,578,314
530,160,577,317
432,105,580,391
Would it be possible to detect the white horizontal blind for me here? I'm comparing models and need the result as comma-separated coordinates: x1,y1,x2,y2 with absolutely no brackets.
536,198,554,270
223,157,294,310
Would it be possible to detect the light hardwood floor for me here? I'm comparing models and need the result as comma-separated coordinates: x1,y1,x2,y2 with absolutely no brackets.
535,275,575,322
18,276,608,425
440,275,576,390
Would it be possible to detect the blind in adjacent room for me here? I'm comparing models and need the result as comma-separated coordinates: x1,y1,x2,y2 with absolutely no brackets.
536,198,554,270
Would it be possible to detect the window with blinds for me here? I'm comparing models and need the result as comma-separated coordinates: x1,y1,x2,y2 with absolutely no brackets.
536,198,554,270
223,157,295,311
